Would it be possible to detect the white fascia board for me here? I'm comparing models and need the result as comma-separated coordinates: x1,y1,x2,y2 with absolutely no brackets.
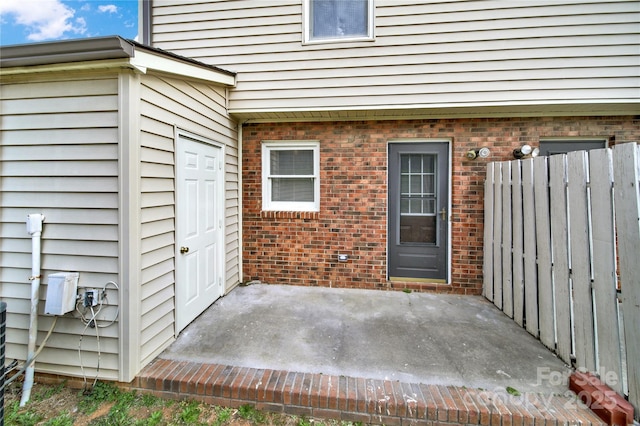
130,50,236,87
1,52,235,88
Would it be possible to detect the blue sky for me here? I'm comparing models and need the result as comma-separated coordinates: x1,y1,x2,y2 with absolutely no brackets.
0,0,138,46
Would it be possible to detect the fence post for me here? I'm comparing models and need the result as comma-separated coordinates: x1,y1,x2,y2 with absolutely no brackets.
589,147,623,396
612,143,640,419
567,150,597,373
483,163,495,301
522,159,539,337
511,160,525,327
493,163,503,310
533,156,555,350
549,154,572,365
502,162,513,318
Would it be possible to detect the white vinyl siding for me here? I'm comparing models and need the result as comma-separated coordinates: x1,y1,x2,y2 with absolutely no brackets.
138,73,239,366
0,75,121,380
151,0,640,119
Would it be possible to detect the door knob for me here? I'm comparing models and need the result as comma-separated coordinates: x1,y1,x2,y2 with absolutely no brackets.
180,246,189,254
440,208,447,221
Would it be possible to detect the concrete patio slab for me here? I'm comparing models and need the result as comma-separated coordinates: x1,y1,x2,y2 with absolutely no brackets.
159,284,569,395
131,284,606,425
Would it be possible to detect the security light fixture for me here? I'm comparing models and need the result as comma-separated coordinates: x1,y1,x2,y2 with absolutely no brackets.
465,147,491,160
513,144,539,159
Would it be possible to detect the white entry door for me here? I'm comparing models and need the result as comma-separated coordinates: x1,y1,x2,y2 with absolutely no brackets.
175,134,225,333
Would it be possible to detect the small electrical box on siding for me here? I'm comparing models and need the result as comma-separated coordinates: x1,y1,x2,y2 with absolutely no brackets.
44,272,79,316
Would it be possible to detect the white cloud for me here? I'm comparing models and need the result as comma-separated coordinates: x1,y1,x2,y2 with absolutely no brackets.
0,0,87,41
98,5,118,14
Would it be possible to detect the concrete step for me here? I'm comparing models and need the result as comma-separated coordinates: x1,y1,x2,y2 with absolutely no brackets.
129,359,605,426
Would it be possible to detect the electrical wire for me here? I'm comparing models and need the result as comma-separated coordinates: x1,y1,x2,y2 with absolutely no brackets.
76,281,119,327
5,280,120,392
76,280,118,391
98,281,120,328
78,305,101,392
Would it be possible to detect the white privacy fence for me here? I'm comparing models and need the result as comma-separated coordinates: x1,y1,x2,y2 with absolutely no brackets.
483,142,639,419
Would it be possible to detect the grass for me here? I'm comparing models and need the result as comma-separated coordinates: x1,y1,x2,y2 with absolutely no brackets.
5,381,364,426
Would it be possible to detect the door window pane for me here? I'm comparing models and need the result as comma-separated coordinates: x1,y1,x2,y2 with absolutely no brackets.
399,154,437,244
400,216,436,244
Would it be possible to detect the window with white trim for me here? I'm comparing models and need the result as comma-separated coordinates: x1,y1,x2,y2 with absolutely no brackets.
262,141,320,212
304,0,374,43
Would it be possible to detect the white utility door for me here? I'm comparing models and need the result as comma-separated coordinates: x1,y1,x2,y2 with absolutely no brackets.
175,134,225,333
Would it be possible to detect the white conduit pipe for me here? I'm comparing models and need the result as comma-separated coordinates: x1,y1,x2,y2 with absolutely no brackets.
21,213,45,407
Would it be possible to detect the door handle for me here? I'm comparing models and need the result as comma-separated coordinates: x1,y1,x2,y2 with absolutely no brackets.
440,208,447,221
180,246,190,254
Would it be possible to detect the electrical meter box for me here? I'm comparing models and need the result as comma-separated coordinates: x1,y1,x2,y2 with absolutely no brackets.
44,272,79,315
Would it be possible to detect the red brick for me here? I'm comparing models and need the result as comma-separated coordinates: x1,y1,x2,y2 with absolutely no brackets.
179,362,203,394
313,408,342,421
221,366,243,398
569,371,634,426
463,388,491,426
212,365,234,396
237,368,257,400
258,370,274,401
373,414,403,426
299,373,314,406
246,369,266,400
406,382,427,419
195,364,220,395
356,377,368,413
255,402,284,413
341,410,373,424
242,118,638,292
271,371,287,404
125,363,613,426
283,405,313,417
328,375,340,410
337,375,348,411
290,373,304,406
162,361,186,392
372,379,389,416
281,372,296,405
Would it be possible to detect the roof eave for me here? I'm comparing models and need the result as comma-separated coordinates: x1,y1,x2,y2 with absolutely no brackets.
0,36,236,87
0,36,134,68
230,101,640,123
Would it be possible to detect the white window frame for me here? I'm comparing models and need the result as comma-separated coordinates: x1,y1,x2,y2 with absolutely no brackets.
303,0,375,44
262,141,320,212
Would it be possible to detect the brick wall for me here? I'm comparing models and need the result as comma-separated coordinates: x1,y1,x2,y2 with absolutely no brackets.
242,116,639,294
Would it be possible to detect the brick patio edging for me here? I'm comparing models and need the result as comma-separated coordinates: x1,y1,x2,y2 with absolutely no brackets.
126,359,605,426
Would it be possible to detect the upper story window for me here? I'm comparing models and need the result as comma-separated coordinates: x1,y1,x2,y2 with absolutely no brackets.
304,0,374,43
262,141,320,212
